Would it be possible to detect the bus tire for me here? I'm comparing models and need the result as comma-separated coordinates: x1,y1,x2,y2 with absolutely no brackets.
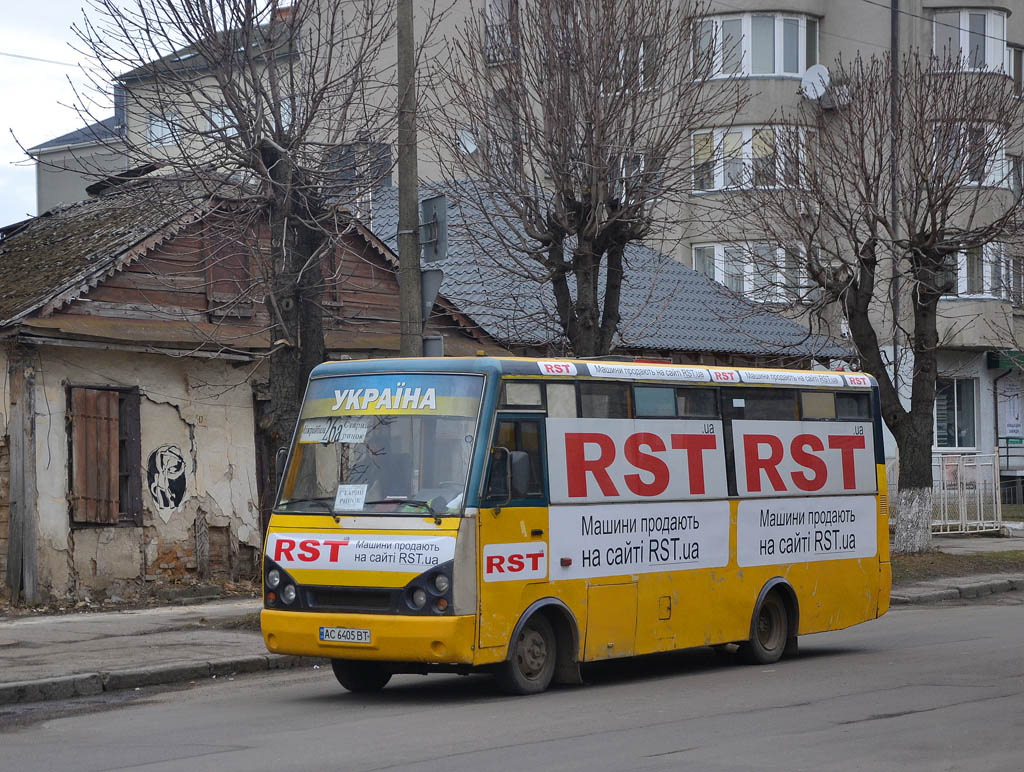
741,591,789,666
496,613,557,695
331,659,392,693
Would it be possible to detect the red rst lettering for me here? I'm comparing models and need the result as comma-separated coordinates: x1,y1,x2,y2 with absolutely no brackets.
564,432,619,497
486,555,505,573
322,540,349,561
744,434,786,492
828,434,866,489
298,539,321,562
670,434,717,495
790,434,827,491
623,433,669,497
507,554,525,572
273,538,296,562
526,551,544,570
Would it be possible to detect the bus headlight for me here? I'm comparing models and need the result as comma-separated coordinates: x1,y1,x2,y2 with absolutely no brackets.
411,588,427,609
266,569,281,589
433,573,450,594
281,584,297,605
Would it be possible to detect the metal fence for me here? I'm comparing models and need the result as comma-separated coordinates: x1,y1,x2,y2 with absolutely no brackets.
931,454,1002,534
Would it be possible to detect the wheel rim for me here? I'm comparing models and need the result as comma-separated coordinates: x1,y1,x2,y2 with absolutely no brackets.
756,600,785,652
514,624,549,680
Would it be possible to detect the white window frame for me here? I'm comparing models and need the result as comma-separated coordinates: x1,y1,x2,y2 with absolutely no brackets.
933,122,1006,188
934,377,978,450
700,13,819,78
690,125,810,191
207,105,238,137
691,242,816,303
932,9,1008,72
944,242,1007,298
147,114,176,145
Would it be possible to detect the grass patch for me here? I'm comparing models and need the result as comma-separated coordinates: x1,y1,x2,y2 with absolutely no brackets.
892,550,1024,585
999,505,1024,521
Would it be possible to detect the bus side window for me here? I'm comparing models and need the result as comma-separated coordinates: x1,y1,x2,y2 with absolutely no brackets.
676,387,718,417
634,386,675,417
489,418,546,500
722,388,798,420
836,392,871,420
580,381,630,418
546,383,578,417
800,391,836,420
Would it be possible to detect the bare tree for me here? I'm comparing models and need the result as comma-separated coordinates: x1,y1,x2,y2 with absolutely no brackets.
427,0,746,356
724,51,1024,552
60,0,440,463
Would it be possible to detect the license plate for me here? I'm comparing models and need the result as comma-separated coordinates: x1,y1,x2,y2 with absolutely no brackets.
319,626,371,644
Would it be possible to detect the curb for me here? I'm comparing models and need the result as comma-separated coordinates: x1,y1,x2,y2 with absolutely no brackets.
890,574,1024,605
0,654,328,708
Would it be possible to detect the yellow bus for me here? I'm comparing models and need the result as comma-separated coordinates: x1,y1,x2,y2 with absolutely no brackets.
260,357,890,694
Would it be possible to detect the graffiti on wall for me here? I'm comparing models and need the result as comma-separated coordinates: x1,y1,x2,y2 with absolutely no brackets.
148,444,187,513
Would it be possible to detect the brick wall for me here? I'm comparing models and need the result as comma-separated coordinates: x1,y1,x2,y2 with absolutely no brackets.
0,437,9,597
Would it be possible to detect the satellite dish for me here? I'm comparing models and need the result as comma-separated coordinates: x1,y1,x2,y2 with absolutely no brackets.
801,64,831,101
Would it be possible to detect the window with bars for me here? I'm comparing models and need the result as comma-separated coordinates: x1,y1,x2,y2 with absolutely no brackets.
68,387,142,526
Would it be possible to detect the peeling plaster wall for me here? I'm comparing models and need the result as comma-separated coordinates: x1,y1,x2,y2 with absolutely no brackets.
31,346,262,600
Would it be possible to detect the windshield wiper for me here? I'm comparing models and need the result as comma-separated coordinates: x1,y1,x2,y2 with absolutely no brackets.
363,497,445,516
278,497,334,512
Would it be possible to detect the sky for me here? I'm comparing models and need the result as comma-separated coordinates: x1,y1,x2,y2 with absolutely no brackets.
0,1,101,227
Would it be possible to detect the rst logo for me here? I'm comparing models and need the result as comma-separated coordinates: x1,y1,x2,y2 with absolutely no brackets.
844,373,872,388
733,420,876,497
538,361,577,376
483,542,548,582
709,369,739,383
546,418,728,503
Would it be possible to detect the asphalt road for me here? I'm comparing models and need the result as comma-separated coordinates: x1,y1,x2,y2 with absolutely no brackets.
1,597,1022,772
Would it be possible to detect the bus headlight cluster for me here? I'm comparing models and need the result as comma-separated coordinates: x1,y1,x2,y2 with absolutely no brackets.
266,569,281,589
281,584,297,605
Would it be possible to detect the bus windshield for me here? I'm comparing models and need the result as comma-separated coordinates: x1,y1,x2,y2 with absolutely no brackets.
277,373,484,516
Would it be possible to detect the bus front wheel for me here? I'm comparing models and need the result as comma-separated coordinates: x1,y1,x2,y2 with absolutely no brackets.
741,591,789,666
331,659,392,693
496,613,557,695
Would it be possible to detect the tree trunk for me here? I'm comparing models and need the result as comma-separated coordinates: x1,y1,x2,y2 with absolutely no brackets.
890,410,936,553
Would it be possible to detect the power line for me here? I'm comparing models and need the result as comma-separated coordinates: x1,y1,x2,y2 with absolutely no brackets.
0,50,79,68
858,0,1013,49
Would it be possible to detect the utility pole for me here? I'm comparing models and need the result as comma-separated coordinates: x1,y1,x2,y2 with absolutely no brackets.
397,0,423,356
889,0,900,395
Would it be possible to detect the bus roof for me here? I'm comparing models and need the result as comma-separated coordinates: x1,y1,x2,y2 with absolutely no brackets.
310,356,877,390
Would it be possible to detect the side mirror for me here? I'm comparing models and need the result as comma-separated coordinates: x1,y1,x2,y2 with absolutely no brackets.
508,450,531,499
485,446,511,507
274,447,288,482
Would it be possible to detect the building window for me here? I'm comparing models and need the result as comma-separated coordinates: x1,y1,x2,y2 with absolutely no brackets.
935,378,976,448
700,13,819,77
692,242,813,302
485,0,517,64
933,122,1004,187
691,126,811,191
1012,46,1023,96
207,105,238,137
933,9,1007,71
944,243,1006,298
68,387,143,526
147,115,175,145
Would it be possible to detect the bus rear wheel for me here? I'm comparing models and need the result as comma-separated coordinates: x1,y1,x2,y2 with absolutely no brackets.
496,614,556,695
331,659,392,693
741,591,789,666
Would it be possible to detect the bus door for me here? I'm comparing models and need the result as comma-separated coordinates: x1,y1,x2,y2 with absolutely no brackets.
478,413,549,649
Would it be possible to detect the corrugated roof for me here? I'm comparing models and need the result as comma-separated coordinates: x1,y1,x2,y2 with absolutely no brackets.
0,183,203,326
29,117,120,153
369,185,848,359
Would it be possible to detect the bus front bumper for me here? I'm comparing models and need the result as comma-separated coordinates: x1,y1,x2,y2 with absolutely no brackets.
261,610,477,664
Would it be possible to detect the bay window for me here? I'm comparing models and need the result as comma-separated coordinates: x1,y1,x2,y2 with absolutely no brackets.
691,242,816,302
700,13,819,77
933,9,1007,71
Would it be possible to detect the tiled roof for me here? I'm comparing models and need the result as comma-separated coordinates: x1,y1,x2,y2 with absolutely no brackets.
369,184,848,359
0,183,201,326
29,117,120,153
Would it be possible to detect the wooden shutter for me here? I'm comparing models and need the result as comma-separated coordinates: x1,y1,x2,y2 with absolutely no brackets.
70,388,120,524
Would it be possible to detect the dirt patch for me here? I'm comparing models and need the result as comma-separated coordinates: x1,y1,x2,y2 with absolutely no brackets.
892,551,1024,585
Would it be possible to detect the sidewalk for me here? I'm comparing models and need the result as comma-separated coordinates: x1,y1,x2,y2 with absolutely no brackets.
2,532,1022,708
